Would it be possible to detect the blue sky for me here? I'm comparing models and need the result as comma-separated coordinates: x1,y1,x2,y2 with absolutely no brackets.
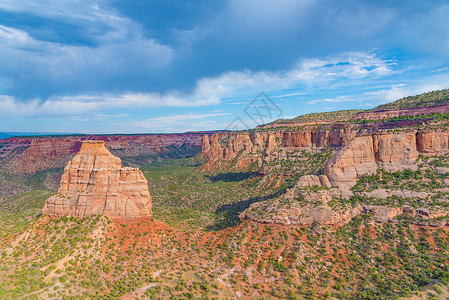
1,0,449,133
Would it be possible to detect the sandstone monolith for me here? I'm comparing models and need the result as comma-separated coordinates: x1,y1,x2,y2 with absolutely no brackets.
42,140,152,220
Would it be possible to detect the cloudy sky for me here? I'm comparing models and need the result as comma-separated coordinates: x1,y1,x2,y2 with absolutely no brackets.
1,0,449,133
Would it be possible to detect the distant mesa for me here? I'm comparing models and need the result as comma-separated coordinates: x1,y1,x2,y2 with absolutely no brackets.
42,140,152,220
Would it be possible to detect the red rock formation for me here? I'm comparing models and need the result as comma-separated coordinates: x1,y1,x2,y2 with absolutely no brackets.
281,127,357,148
282,132,312,147
416,131,449,155
373,133,418,163
265,134,277,152
209,134,224,160
201,134,211,155
324,135,377,189
199,125,449,188
42,140,152,220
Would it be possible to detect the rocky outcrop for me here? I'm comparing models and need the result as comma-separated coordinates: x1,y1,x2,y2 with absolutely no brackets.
362,189,429,199
281,127,357,149
200,132,284,169
283,132,312,148
241,200,449,226
209,134,224,161
416,131,449,155
324,131,441,188
201,134,211,154
295,175,322,187
373,133,418,163
42,140,152,220
324,135,377,189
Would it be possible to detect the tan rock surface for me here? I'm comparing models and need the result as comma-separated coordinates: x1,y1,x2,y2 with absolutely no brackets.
416,131,449,155
42,140,152,220
201,134,211,154
324,135,377,188
373,133,418,163
295,175,321,187
209,134,224,161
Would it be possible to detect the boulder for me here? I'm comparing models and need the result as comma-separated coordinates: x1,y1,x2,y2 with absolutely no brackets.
296,175,321,187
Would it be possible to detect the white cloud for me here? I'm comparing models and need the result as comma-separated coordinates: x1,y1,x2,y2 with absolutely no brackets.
0,50,396,117
0,1,175,95
0,91,222,117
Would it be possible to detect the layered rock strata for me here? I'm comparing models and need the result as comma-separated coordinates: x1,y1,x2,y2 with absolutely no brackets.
42,140,152,220
200,132,282,169
201,129,449,188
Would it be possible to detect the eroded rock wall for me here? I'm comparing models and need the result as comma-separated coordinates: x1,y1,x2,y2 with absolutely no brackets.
201,128,449,188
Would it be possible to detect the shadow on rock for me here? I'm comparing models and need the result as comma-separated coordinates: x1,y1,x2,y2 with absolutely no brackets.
205,171,258,183
207,192,281,231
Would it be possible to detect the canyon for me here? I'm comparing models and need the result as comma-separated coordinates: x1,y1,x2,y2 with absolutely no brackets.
2,89,449,299
0,133,204,174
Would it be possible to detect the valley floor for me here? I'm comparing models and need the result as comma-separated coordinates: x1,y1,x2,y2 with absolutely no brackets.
0,158,449,299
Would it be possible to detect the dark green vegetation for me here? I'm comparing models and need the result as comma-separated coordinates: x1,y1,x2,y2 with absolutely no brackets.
1,147,449,299
144,157,261,230
144,156,302,231
119,143,201,168
376,89,449,110
263,147,334,176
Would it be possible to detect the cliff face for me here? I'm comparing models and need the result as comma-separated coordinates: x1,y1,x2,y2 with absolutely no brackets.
324,135,377,189
324,131,449,188
282,127,357,148
201,128,449,188
225,124,449,226
240,200,449,227
200,132,282,169
42,140,152,220
416,131,449,155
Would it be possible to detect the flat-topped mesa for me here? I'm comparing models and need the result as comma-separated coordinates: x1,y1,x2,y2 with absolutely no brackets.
42,140,152,221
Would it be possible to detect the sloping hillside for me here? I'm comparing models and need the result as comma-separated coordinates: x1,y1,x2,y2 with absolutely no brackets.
269,109,363,125
375,89,449,110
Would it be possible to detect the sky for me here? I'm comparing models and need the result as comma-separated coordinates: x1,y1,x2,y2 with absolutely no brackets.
1,0,449,134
